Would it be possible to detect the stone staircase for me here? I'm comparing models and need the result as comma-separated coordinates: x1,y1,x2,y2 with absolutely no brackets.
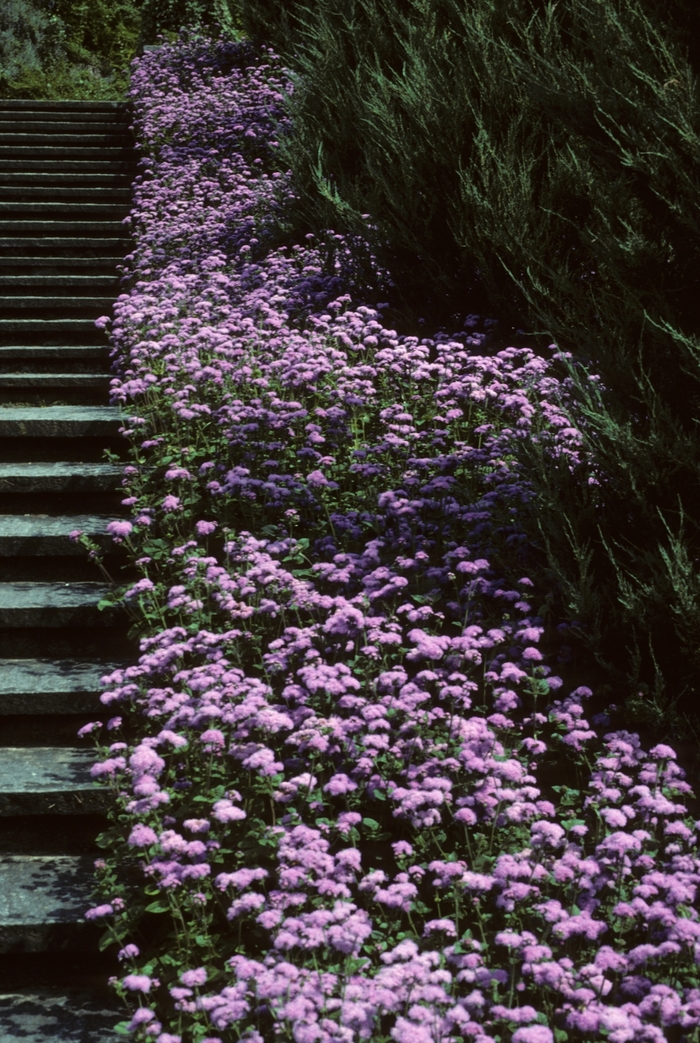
0,100,136,1040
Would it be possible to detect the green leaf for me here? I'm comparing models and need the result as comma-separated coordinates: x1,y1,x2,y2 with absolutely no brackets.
145,900,169,914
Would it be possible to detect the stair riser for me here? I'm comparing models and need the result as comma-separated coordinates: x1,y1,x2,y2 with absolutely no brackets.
0,100,129,109
0,241,130,258
0,375,110,386
0,323,110,349
1,145,132,155
0,792,108,817
0,133,131,145
0,118,130,128
0,162,136,173
0,392,111,408
0,174,133,186
0,924,101,954
0,207,129,219
0,275,120,284
0,224,127,237
0,532,111,555
0,304,115,317
0,190,132,204
0,346,110,364
0,628,131,660
0,693,102,715
0,474,122,493
0,606,120,628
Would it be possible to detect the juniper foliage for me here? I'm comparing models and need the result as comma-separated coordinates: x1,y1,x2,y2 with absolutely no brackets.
238,0,700,738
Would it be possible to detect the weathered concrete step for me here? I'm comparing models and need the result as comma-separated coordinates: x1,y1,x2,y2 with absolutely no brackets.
0,318,110,335
0,989,121,1041
0,855,99,952
0,296,116,310
0,203,129,216
0,748,106,816
0,583,117,627
0,462,122,492
0,240,129,259
0,133,130,146
0,222,127,235
0,161,135,173
0,658,113,714
0,114,129,128
0,146,131,158
0,276,119,288
0,373,110,389
0,259,123,275
0,407,120,437
0,172,132,186
0,346,109,360
0,515,112,556
0,100,128,110
0,187,132,202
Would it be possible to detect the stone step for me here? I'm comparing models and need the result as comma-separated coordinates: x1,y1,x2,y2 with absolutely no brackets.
0,239,129,257
0,346,109,360
0,296,116,311
0,173,132,187
0,115,129,129
0,221,127,236
0,275,119,288
0,582,116,627
0,407,121,437
0,658,113,715
0,462,122,493
0,161,135,174
0,748,106,816
0,317,109,335
0,515,112,556
0,145,131,157
0,100,128,110
0,855,99,952
0,203,129,216
0,132,131,144
0,258,124,274
0,373,110,389
0,240,129,260
0,989,121,1041
0,187,132,202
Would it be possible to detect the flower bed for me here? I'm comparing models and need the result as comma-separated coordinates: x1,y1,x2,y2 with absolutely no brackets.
85,31,700,1043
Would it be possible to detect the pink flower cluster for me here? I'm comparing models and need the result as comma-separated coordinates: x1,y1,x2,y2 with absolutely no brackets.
86,31,700,1043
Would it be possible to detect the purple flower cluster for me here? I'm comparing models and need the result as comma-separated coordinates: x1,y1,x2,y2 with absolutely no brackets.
86,31,700,1043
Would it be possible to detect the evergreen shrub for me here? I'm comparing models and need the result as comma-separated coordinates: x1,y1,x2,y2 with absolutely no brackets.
0,0,141,98
238,0,700,738
0,0,243,99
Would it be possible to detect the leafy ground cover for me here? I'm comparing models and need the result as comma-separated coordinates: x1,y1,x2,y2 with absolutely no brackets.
81,33,700,1043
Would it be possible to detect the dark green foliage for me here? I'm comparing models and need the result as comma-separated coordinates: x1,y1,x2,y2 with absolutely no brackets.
139,0,243,42
0,0,141,98
0,0,244,99
240,0,700,741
